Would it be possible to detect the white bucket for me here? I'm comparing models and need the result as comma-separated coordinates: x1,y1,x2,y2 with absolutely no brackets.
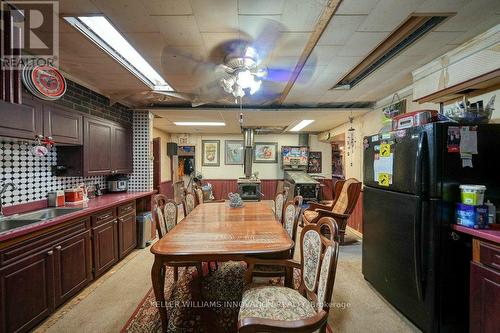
459,185,486,206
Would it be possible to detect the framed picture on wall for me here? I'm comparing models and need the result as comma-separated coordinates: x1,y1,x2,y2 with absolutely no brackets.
225,140,244,165
253,142,278,163
202,140,220,166
307,151,322,173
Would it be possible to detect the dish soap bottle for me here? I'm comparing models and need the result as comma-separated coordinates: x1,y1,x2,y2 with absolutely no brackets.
485,200,496,224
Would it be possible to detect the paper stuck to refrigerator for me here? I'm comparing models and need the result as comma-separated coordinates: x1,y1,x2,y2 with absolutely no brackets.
374,154,394,184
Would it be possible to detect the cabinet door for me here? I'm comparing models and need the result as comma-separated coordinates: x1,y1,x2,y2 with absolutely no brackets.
43,105,83,145
111,124,133,174
53,231,92,307
118,213,137,259
0,97,42,140
0,250,54,333
92,220,119,277
84,118,113,176
470,262,500,333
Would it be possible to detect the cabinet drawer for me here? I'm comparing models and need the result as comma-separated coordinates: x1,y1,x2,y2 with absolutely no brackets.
118,201,135,217
91,209,116,227
479,241,500,271
0,217,90,267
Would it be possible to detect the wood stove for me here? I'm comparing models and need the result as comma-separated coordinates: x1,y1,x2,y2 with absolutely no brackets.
237,178,261,201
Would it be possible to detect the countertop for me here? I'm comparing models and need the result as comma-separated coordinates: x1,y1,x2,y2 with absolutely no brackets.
0,191,155,242
452,224,500,245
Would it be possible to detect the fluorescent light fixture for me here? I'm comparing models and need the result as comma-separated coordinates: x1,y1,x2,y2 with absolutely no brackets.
173,122,226,126
289,120,314,132
63,16,172,91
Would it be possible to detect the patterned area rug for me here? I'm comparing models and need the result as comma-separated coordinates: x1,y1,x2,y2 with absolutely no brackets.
122,262,332,333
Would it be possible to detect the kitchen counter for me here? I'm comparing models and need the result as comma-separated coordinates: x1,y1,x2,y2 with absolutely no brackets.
452,224,500,245
0,191,155,242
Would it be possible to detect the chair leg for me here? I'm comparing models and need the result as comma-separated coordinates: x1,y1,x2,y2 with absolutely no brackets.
196,263,203,277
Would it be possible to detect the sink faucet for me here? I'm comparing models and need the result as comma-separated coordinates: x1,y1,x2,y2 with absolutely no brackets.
0,182,16,218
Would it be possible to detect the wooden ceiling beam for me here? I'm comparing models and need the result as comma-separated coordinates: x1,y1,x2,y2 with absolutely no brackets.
277,0,342,105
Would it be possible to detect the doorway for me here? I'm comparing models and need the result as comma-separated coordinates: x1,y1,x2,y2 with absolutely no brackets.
153,138,161,191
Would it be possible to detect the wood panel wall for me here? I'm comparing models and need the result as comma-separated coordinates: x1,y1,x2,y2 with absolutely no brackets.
347,190,363,234
205,179,279,201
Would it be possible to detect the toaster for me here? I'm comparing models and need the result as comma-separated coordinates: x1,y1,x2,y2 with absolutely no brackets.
107,175,129,192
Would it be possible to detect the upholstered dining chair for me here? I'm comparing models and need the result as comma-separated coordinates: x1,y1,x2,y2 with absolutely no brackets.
193,186,225,205
302,178,361,243
153,194,201,281
250,201,299,281
182,191,197,216
239,217,340,333
273,190,287,223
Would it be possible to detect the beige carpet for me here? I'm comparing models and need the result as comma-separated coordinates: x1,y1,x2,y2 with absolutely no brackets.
34,229,420,333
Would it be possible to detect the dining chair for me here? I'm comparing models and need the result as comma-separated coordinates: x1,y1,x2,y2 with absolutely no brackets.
194,186,225,205
273,190,286,223
153,194,201,281
302,178,361,243
173,180,185,205
250,201,299,280
182,191,197,216
239,217,340,333
293,195,304,224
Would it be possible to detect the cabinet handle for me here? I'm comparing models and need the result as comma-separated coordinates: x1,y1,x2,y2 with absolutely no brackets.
47,250,54,256
113,219,118,224
55,245,62,251
98,213,113,221
117,217,123,223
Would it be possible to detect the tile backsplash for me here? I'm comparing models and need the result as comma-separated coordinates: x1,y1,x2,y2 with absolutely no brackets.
0,139,106,206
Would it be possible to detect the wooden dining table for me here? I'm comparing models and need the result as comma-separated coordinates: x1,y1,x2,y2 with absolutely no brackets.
150,201,294,331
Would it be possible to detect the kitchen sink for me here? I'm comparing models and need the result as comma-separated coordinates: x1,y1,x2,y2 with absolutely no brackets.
0,207,83,232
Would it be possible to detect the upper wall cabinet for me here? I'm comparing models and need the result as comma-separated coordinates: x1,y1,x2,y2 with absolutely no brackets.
44,104,83,145
83,118,114,176
112,125,133,174
0,96,42,140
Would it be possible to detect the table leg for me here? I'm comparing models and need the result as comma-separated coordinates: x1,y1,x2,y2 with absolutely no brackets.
284,266,293,288
151,255,168,332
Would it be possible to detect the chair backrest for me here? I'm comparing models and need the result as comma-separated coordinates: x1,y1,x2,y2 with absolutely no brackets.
194,187,204,205
173,180,185,205
153,194,178,238
331,178,361,215
299,217,340,314
274,190,286,222
293,195,303,220
282,201,299,241
183,192,197,216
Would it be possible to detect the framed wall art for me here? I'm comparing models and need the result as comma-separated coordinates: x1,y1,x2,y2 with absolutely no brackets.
253,142,278,163
307,151,322,173
225,140,244,165
202,140,220,166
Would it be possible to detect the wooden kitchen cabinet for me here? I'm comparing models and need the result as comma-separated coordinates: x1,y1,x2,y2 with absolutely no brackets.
0,250,54,333
470,240,500,333
118,212,137,259
112,124,133,174
0,96,42,140
43,104,83,145
92,219,119,278
53,230,92,307
84,117,113,176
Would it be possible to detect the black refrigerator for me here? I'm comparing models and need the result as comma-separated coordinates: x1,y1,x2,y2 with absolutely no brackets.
362,122,500,333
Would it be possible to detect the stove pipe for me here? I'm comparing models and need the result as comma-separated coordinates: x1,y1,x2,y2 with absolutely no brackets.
298,133,309,146
243,129,255,178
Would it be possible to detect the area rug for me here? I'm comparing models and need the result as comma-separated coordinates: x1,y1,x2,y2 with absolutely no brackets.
121,262,332,333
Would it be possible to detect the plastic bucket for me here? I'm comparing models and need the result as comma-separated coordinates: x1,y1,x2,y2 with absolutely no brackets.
459,185,486,206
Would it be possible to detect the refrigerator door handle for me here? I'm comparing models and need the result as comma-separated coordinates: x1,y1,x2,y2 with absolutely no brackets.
414,131,426,196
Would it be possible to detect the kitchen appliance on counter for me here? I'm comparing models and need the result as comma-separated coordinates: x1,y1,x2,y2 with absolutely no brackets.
64,185,87,205
107,174,129,192
281,146,319,202
362,123,500,332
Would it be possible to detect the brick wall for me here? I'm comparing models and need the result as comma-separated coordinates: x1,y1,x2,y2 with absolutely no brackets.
52,80,133,124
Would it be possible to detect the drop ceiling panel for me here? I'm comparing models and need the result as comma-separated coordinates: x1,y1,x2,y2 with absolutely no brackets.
270,32,310,57
280,0,326,32
201,32,241,52
335,0,381,15
153,15,204,46
337,31,390,56
417,0,469,13
238,15,282,41
318,15,367,46
91,0,158,32
399,31,463,56
191,0,238,32
434,0,500,32
142,0,193,15
356,0,425,32
309,45,343,66
238,0,285,15
125,32,166,62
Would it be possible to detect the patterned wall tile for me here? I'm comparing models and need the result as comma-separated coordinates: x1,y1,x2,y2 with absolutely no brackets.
129,111,153,192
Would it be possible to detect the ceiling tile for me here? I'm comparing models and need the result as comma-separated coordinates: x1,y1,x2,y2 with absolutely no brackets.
335,0,381,15
59,0,101,15
280,0,326,32
356,0,426,32
417,0,469,12
238,0,285,15
90,0,158,32
434,0,500,32
271,32,310,57
309,45,343,66
152,15,204,46
142,0,192,15
318,15,367,45
125,32,166,61
337,31,389,56
399,31,463,56
191,0,238,32
238,15,283,41
202,32,241,53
